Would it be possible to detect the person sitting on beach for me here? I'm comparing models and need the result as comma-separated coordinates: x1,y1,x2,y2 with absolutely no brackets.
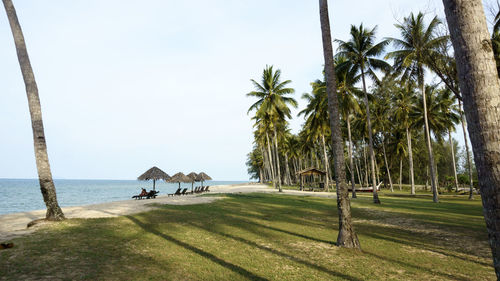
139,188,148,197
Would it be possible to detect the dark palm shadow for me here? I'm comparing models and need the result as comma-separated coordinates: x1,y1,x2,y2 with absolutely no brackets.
363,249,476,281
125,215,269,281
187,223,363,281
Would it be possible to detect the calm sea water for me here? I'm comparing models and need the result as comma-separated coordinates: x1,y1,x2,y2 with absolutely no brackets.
0,179,247,215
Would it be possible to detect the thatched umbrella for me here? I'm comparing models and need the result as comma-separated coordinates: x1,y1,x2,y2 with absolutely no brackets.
187,172,199,192
196,172,212,187
167,172,192,190
137,166,170,191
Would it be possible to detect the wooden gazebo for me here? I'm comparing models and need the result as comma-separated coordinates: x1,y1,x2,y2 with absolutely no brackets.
296,168,326,191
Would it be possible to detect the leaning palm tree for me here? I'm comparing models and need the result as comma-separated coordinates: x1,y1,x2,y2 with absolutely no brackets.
319,0,360,248
386,12,448,203
336,24,391,203
247,65,297,192
3,0,65,221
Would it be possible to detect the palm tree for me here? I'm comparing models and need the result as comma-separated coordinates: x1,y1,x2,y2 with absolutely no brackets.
336,57,362,198
3,0,65,221
319,0,360,248
386,12,448,203
391,82,418,194
442,0,500,277
299,79,332,191
336,24,390,203
247,65,297,192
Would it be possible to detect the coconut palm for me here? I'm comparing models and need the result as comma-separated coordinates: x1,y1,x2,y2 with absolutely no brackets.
391,82,418,194
299,79,331,191
247,65,297,192
319,0,360,248
336,24,391,203
336,57,362,198
3,0,65,221
386,12,448,203
442,0,500,276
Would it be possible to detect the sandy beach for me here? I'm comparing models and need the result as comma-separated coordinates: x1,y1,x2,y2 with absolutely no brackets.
0,183,336,241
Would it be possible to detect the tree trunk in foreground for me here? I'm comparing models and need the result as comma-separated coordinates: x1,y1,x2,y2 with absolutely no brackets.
448,130,459,192
443,0,500,277
3,0,64,221
361,70,380,204
399,158,403,191
459,101,475,199
347,113,357,198
319,0,360,249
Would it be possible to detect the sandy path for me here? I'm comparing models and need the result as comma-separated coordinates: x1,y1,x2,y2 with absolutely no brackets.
0,183,336,240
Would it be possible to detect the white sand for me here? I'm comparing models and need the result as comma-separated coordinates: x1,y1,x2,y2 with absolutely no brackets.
0,183,336,240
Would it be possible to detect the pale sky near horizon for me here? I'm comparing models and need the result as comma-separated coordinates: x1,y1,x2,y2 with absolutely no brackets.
0,0,494,180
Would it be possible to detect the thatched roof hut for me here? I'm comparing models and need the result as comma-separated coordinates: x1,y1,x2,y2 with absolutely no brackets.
137,166,170,191
296,168,326,191
196,172,212,187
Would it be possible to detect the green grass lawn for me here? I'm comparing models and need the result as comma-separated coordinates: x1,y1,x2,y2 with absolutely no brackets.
0,192,494,280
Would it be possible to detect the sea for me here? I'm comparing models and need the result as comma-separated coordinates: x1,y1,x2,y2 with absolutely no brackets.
0,179,248,215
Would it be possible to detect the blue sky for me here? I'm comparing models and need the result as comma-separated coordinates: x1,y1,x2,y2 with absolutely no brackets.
0,0,492,180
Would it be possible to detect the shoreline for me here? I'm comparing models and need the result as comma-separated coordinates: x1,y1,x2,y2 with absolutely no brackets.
0,183,336,241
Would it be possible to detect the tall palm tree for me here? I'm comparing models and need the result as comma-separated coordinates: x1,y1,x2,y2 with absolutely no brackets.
3,0,65,221
442,0,500,277
391,82,418,194
336,57,362,198
336,24,391,203
247,65,297,192
386,12,448,203
319,0,360,248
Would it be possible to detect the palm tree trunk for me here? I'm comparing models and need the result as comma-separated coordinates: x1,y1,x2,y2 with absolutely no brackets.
448,130,459,192
459,101,475,199
356,159,363,189
406,125,415,195
266,132,276,189
442,0,500,276
361,69,380,203
3,0,64,221
347,113,357,198
381,135,393,192
273,127,282,192
284,153,291,186
420,76,439,202
363,141,369,187
321,134,330,192
319,0,360,249
399,157,403,191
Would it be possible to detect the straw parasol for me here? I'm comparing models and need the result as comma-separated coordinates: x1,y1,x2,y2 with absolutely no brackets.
137,166,170,191
196,172,212,187
167,172,193,190
187,172,199,192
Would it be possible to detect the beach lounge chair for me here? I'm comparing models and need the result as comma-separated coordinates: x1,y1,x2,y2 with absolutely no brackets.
168,188,181,196
194,187,200,193
205,186,210,192
180,188,188,195
146,190,159,199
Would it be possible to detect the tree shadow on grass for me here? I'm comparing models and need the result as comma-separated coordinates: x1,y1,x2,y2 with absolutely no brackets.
125,215,269,281
187,223,364,281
